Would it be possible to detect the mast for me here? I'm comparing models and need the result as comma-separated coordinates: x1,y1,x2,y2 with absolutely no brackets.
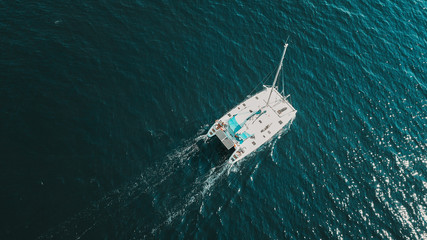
266,43,288,106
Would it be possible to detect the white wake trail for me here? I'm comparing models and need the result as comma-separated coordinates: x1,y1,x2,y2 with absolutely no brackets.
149,160,232,236
39,128,210,240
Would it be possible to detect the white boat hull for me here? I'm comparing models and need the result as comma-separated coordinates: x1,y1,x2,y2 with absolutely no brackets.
208,86,296,164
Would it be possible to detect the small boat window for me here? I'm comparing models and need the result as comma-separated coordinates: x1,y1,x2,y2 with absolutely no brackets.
243,103,246,107
252,141,256,145
228,113,231,117
249,110,253,113
268,131,271,134
255,96,259,100
279,120,283,125
259,120,262,123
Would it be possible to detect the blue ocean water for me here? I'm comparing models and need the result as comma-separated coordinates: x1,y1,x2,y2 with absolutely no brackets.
0,0,426,239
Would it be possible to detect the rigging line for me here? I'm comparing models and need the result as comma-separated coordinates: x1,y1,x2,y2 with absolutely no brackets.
248,63,279,96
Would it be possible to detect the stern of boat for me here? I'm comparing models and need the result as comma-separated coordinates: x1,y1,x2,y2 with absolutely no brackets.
207,120,236,150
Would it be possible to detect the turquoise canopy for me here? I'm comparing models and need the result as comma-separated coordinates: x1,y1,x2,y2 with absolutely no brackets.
228,116,242,133
236,131,252,143
239,131,252,140
228,109,262,134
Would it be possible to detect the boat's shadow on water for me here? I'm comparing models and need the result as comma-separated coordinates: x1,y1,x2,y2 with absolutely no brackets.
196,136,234,166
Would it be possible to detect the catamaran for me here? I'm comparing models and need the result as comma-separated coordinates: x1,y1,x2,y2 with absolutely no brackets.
207,43,297,167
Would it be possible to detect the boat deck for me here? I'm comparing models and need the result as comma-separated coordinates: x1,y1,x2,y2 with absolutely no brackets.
208,86,296,162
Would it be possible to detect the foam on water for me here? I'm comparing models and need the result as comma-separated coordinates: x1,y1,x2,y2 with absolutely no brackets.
146,129,290,238
39,123,264,239
39,126,211,239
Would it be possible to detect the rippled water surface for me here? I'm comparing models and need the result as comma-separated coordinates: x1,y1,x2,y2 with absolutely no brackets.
1,0,426,239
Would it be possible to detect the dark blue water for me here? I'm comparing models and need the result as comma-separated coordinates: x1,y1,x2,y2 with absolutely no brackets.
1,1,426,239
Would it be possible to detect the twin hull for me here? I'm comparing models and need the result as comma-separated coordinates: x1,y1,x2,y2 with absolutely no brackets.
208,86,296,164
